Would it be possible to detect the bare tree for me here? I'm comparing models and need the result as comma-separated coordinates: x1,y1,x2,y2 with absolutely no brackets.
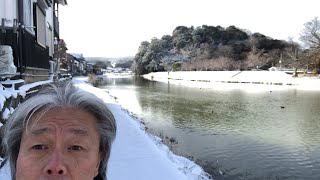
210,57,235,71
244,48,270,70
284,37,301,75
300,17,320,73
300,17,320,48
286,37,299,61
213,45,234,58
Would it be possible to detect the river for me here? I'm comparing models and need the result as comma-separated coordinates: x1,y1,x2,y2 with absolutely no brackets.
95,77,320,180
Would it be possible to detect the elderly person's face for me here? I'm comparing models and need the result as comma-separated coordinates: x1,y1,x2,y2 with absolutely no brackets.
15,108,102,180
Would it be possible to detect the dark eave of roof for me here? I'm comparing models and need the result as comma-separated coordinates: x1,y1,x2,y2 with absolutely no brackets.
55,0,67,6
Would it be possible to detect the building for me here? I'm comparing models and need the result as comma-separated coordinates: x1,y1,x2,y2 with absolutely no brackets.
0,0,67,83
69,53,87,76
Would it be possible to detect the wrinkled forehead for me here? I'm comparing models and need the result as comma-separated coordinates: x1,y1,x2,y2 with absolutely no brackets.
25,107,99,136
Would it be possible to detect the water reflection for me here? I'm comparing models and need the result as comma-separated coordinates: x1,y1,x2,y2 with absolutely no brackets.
98,77,320,179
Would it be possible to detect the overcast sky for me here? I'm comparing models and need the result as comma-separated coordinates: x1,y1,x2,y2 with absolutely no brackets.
59,0,320,58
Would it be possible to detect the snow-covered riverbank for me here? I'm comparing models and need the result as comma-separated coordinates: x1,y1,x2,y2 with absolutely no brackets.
143,71,320,91
0,77,211,180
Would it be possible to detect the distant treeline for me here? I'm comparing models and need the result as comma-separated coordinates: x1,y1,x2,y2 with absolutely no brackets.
133,25,314,75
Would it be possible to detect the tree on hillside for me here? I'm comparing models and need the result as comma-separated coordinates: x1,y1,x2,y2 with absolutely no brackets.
133,24,297,75
300,17,320,73
160,50,189,71
115,60,133,69
249,33,287,51
95,61,111,69
191,25,223,46
210,57,237,71
172,26,193,49
284,37,302,73
212,45,234,59
222,26,249,44
244,47,271,70
143,38,168,72
133,41,150,75
300,17,320,48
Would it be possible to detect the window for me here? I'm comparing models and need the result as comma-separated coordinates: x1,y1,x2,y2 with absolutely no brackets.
36,5,46,48
23,0,35,34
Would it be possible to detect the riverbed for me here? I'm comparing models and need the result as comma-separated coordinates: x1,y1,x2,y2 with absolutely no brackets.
96,77,320,180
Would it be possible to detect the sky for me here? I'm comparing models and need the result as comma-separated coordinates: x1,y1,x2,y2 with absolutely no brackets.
59,0,320,58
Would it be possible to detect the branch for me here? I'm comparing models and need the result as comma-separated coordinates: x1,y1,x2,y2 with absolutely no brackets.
311,32,320,43
286,50,298,61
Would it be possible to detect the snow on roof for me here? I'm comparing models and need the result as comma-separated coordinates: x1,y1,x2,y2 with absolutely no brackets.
56,0,67,5
70,53,84,59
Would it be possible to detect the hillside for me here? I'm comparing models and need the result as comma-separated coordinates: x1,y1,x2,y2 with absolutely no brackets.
133,25,310,75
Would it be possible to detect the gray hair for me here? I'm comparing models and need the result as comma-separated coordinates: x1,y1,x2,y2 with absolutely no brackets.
2,81,116,180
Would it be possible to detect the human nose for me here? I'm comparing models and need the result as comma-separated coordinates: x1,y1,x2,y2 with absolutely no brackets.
43,149,67,176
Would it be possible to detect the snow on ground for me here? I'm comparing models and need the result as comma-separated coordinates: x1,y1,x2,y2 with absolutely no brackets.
143,71,320,92
104,72,134,79
0,79,53,122
0,79,52,113
18,80,53,98
1,108,10,120
0,77,211,180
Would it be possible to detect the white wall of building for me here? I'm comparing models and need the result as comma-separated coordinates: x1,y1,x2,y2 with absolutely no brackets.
46,6,54,56
0,0,18,27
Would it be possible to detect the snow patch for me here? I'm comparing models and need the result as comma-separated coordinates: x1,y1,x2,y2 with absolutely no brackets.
147,134,211,179
2,108,10,120
0,94,5,110
19,80,52,98
9,107,14,114
144,71,320,91
0,85,12,99
0,45,16,75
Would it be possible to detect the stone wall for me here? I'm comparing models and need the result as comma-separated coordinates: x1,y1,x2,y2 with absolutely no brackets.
24,67,50,84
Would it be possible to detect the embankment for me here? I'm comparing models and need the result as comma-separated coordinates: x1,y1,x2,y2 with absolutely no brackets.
143,71,320,91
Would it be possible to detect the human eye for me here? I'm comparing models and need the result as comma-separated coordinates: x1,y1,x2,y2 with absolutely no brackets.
68,145,83,151
32,144,48,150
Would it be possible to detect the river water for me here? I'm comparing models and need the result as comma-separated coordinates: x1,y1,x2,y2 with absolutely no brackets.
96,77,320,180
